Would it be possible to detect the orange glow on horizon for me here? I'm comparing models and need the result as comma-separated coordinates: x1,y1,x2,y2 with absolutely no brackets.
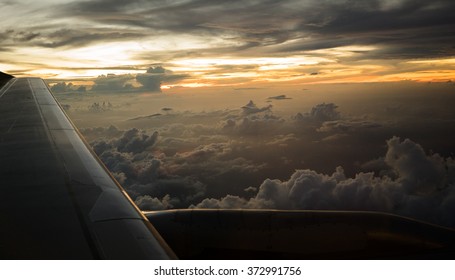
3,43,454,87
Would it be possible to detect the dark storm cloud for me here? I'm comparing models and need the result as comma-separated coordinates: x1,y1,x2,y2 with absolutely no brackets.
85,67,189,93
136,66,189,92
91,73,134,91
53,0,455,59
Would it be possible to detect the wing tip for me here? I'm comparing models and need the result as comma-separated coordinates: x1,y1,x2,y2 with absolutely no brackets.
0,71,14,88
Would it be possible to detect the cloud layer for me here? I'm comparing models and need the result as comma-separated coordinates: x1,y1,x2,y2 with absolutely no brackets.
76,98,455,228
43,0,453,60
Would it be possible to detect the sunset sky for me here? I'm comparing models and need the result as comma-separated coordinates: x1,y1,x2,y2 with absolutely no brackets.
2,0,455,228
1,0,455,89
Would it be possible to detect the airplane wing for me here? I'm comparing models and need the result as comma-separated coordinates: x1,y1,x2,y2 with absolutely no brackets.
0,75,175,259
146,209,455,259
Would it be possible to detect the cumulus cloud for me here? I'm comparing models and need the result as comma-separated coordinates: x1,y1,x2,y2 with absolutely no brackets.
308,103,341,121
166,141,266,190
212,99,289,136
89,127,159,156
241,100,272,116
94,148,206,207
81,101,393,206
136,66,189,92
192,195,248,209
221,114,285,136
135,194,174,210
239,115,284,134
91,73,134,92
73,67,190,93
50,82,86,93
136,67,164,92
244,186,257,193
85,123,267,209
110,101,388,206
193,137,455,228
113,128,159,154
384,137,448,194
293,103,341,122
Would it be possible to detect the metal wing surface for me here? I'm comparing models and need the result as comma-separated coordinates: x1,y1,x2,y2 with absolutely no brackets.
0,77,175,259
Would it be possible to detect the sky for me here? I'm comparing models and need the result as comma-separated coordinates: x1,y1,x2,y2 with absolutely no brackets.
2,0,455,228
1,0,455,89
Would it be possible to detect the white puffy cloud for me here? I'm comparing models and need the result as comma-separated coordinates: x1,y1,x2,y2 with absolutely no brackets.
193,137,455,227
113,128,159,154
384,137,447,194
294,103,341,122
221,114,285,136
309,103,341,121
190,195,248,209
135,194,173,210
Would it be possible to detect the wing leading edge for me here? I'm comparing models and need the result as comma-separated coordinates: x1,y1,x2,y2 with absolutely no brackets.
0,77,175,259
